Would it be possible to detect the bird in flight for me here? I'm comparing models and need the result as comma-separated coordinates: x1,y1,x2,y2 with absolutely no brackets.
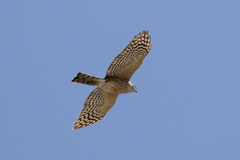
71,30,152,130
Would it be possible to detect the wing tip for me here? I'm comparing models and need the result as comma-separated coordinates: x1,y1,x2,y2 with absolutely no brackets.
136,30,152,51
72,121,84,130
138,30,151,39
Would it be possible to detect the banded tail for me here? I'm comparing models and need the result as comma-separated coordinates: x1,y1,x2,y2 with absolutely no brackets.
71,72,105,86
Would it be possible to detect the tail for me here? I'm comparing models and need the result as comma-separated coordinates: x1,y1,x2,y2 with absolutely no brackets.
71,72,105,86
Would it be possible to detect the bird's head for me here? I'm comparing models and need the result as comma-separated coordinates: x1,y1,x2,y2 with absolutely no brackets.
128,81,137,93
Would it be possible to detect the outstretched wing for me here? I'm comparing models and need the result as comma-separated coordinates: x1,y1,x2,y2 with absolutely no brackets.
73,87,119,130
106,30,152,81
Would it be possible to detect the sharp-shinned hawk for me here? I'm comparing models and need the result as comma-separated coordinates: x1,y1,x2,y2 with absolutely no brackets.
71,30,152,129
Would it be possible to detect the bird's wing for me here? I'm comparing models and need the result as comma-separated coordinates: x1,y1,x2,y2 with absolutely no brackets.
106,30,152,81
73,87,119,130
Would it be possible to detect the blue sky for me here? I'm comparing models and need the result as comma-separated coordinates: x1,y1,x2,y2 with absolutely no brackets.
1,0,240,159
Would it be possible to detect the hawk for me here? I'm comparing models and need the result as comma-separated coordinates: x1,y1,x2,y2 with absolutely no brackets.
71,30,152,129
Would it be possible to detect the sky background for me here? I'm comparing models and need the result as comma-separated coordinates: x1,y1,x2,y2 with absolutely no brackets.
1,0,240,159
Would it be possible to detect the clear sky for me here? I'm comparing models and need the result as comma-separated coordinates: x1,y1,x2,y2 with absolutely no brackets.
1,0,240,159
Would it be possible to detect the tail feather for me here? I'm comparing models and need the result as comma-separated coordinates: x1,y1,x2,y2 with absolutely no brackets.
71,72,105,86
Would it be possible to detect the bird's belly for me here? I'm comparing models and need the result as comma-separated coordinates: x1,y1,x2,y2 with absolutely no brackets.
100,82,129,94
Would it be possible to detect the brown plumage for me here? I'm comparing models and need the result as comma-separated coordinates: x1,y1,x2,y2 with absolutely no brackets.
71,30,152,129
